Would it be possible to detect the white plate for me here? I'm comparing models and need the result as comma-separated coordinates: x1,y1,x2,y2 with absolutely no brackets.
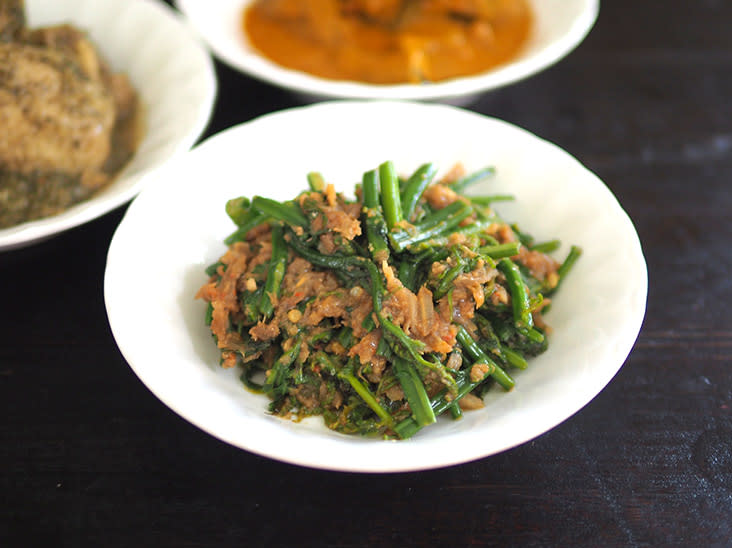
174,0,598,101
0,0,217,251
105,101,647,473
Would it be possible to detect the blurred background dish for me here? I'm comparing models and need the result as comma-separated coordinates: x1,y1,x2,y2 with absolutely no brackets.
174,0,598,102
242,0,534,85
0,0,217,251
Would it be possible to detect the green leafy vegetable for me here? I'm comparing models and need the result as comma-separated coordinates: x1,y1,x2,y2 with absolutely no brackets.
197,162,579,439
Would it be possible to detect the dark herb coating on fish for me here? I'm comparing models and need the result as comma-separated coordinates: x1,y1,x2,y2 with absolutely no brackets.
196,161,581,439
0,1,143,228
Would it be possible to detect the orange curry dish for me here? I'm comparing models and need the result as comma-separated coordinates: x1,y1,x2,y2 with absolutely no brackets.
243,0,533,84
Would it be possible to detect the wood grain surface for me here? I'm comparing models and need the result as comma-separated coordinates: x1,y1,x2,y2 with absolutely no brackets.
2,1,731,546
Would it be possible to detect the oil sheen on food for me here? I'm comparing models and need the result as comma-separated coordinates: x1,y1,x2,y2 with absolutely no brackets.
243,0,532,84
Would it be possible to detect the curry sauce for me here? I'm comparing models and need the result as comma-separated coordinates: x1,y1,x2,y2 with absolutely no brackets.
243,0,532,84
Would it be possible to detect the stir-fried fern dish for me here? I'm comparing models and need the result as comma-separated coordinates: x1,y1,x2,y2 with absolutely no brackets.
196,161,580,439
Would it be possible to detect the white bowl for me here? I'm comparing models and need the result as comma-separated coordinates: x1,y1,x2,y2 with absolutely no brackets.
105,100,647,473
174,0,598,101
0,0,217,251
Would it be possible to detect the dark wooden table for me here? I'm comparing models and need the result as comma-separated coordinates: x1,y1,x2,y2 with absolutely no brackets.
3,1,732,546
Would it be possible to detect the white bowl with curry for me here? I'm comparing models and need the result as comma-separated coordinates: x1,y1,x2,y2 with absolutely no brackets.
175,0,599,101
